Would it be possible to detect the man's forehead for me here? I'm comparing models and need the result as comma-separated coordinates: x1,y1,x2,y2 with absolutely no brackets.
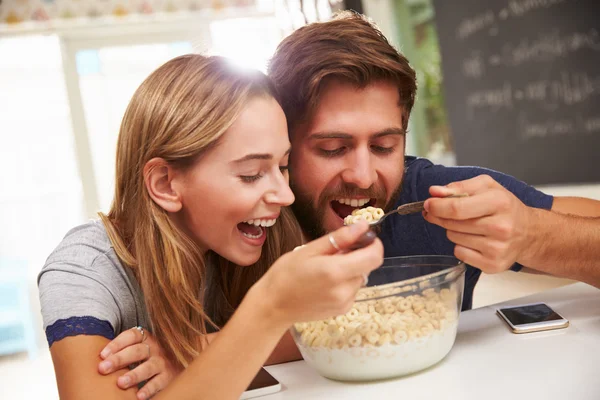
310,82,402,130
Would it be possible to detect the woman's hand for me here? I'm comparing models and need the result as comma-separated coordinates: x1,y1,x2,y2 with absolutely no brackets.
98,327,182,400
256,220,384,326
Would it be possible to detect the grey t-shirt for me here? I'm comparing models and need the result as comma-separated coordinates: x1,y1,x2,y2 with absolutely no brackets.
38,220,149,346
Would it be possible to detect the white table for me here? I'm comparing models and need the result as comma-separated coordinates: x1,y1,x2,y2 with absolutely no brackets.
264,283,600,400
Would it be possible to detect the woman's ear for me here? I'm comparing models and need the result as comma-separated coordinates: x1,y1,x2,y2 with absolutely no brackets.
144,158,183,213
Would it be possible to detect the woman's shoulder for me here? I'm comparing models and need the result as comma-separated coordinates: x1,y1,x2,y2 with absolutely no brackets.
38,220,134,301
38,220,145,340
41,220,119,274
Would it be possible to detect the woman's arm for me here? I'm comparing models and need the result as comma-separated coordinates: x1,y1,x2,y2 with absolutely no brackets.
52,222,381,400
158,285,290,399
101,323,297,398
52,294,285,400
265,331,302,365
51,336,138,400
100,316,299,398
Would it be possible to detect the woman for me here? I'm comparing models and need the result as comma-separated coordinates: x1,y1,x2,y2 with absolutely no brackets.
38,54,382,400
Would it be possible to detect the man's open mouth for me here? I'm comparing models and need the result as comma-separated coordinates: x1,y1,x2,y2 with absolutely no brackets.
330,198,376,219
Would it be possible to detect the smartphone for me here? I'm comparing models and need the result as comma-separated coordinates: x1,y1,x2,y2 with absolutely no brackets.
239,368,282,399
496,302,569,334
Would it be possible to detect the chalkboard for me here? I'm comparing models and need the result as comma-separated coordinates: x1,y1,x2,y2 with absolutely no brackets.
432,0,600,185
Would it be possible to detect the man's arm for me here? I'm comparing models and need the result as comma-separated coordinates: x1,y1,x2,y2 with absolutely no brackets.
521,196,600,278
551,196,600,217
520,201,600,287
424,176,600,288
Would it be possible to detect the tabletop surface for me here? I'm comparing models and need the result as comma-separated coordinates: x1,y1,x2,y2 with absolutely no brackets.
264,282,600,400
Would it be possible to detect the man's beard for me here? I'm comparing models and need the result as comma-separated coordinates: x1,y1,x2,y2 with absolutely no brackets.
290,177,404,241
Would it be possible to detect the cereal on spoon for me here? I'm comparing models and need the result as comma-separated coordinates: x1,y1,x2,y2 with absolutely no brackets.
343,206,385,225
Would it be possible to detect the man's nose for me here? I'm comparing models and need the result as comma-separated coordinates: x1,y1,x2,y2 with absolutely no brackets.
340,148,377,189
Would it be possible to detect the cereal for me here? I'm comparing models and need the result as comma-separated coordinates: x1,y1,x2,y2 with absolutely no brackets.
292,283,461,381
297,319,459,381
343,206,385,225
293,285,459,351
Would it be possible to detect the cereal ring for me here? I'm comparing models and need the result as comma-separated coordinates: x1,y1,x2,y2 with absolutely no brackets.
408,330,422,340
356,303,369,314
294,322,307,333
393,330,408,344
346,308,360,321
335,315,349,326
384,304,396,315
366,331,380,345
327,323,343,338
440,288,452,301
348,333,362,347
378,332,392,346
425,301,437,313
396,299,411,312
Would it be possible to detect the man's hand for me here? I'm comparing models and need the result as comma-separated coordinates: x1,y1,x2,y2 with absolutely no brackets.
423,174,535,273
99,327,183,399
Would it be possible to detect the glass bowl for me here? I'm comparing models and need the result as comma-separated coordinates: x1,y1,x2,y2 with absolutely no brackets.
290,255,466,381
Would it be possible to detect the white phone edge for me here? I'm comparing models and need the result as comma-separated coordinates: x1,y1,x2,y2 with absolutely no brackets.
239,382,282,400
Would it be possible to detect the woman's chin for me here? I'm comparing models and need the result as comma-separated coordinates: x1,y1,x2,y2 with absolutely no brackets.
219,244,262,266
230,251,262,266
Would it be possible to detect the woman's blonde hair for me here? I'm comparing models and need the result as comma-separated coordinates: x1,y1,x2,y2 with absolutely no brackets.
99,54,302,368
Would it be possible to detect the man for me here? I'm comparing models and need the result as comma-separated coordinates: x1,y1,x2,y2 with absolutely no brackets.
268,11,600,311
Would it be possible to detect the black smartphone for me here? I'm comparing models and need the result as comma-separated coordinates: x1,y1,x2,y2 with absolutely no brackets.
239,368,281,399
497,302,569,334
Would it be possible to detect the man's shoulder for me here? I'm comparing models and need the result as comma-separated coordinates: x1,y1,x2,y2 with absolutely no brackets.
402,156,552,209
404,156,485,184
402,156,530,200
401,156,453,202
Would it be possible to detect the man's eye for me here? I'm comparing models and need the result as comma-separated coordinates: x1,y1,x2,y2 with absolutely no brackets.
240,173,263,183
318,147,346,157
279,165,290,174
372,145,395,154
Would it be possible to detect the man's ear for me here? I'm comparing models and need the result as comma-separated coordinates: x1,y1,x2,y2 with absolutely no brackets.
143,158,183,213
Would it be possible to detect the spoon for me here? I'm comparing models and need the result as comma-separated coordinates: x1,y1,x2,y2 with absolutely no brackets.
347,194,469,228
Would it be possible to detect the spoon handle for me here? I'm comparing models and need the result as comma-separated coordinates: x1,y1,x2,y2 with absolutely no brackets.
348,230,377,251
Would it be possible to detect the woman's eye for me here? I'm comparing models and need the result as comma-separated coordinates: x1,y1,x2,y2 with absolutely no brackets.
240,173,263,183
280,165,290,174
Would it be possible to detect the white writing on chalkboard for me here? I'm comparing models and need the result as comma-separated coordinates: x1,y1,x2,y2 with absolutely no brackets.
507,0,572,18
456,0,578,42
519,112,600,138
550,72,600,106
466,82,512,120
463,51,485,79
466,72,599,119
457,11,495,40
492,29,600,67
519,113,576,138
583,116,600,133
433,0,599,184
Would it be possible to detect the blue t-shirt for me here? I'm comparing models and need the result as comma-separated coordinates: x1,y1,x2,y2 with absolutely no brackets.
379,156,554,311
